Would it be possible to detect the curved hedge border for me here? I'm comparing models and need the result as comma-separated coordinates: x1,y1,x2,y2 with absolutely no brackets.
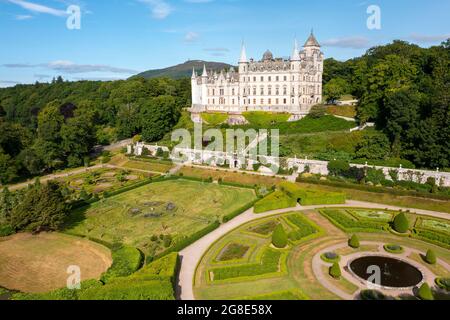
383,244,404,254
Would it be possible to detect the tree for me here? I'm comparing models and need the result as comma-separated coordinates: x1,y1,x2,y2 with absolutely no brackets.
393,212,409,233
329,262,341,279
272,224,288,248
0,187,13,225
324,78,350,103
348,234,360,248
425,249,437,265
140,96,180,142
417,283,434,300
328,160,350,177
308,104,327,118
0,150,17,184
366,168,385,185
10,181,69,232
355,133,391,160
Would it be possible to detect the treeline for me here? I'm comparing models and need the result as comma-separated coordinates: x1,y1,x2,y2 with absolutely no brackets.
323,39,450,170
0,77,190,183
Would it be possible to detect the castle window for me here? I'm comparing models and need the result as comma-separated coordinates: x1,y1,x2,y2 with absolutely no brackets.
261,76,264,82
253,77,256,82
276,87,279,95
212,89,215,95
213,99,215,104
283,98,287,104
232,99,235,105
276,98,279,104
253,87,256,95
284,76,287,81
268,98,272,105
253,99,256,105
283,87,287,95
261,99,264,104
260,87,264,95
232,88,235,95
276,76,279,81
268,86,272,95
268,76,271,82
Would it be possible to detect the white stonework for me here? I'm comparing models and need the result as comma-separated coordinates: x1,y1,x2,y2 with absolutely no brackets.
189,32,324,123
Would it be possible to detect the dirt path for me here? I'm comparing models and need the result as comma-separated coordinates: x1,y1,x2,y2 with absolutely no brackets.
177,201,450,300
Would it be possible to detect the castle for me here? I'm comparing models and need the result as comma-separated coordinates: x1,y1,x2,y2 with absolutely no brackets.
189,32,324,124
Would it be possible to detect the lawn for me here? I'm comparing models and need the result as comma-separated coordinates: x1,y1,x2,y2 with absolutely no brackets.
55,167,151,196
326,105,357,118
65,179,256,257
243,111,291,127
202,113,229,125
0,233,111,293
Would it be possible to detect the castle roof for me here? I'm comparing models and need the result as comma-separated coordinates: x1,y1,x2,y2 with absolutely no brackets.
262,50,273,61
304,31,320,47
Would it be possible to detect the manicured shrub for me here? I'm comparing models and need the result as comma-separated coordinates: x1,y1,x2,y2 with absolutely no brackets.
329,262,341,279
321,252,340,263
348,234,360,248
272,224,288,249
435,277,450,291
286,214,318,241
417,283,434,300
393,212,409,233
359,289,387,300
101,246,143,283
425,249,437,264
383,244,404,254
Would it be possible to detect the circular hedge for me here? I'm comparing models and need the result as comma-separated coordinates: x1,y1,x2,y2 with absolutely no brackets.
383,244,404,254
321,252,341,263
435,277,450,291
359,289,387,300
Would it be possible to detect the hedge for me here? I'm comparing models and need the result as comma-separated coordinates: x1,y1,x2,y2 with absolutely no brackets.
435,277,450,291
0,224,14,237
218,180,258,190
279,181,346,205
101,246,144,283
153,221,221,260
348,234,360,248
393,213,409,233
272,224,288,249
223,199,259,222
320,209,387,232
211,248,282,281
417,283,434,300
329,262,341,279
285,214,318,241
78,279,175,300
425,249,437,264
412,228,450,249
254,190,296,213
130,253,180,287
296,177,450,201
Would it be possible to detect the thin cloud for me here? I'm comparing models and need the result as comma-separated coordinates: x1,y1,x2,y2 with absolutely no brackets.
203,47,229,52
409,33,450,43
138,0,173,19
15,14,33,20
3,61,139,74
7,0,67,17
322,36,370,49
184,31,199,43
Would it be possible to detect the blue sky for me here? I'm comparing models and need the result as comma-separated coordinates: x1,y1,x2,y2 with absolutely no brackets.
1,0,449,86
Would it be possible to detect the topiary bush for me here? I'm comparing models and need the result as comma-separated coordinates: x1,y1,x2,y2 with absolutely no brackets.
272,224,288,249
425,249,437,264
348,234,360,248
329,262,341,279
383,244,404,254
321,252,340,263
435,277,450,291
417,283,434,300
393,212,409,233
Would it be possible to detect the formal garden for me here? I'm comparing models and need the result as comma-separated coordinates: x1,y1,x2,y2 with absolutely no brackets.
193,207,450,300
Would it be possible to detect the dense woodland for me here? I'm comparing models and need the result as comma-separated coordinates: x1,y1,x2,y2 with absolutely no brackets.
0,40,449,185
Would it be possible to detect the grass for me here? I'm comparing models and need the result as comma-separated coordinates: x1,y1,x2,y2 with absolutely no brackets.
56,167,150,196
326,105,356,118
248,220,279,236
202,113,228,125
65,179,256,257
0,233,111,293
216,243,250,262
243,111,291,127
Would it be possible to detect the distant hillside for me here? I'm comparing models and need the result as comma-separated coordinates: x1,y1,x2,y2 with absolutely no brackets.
132,60,234,79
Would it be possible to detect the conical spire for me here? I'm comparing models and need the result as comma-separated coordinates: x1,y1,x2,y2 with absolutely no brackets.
201,64,208,77
239,42,248,63
291,39,300,61
191,67,196,79
304,30,320,47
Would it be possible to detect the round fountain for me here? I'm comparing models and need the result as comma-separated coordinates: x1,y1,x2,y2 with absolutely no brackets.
348,255,424,289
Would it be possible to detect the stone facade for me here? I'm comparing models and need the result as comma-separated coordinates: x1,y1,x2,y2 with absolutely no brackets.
189,32,324,123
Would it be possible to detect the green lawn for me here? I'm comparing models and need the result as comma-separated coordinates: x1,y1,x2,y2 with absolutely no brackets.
202,113,229,125
65,179,256,257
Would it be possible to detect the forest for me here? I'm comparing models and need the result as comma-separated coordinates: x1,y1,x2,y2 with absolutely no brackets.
0,40,449,184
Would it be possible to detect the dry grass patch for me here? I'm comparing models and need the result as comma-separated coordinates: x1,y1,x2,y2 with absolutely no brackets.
0,233,111,293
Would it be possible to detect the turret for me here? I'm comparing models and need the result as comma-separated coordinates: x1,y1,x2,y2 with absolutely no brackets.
238,42,249,74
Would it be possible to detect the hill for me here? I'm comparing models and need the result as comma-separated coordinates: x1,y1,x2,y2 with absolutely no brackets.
132,60,234,79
